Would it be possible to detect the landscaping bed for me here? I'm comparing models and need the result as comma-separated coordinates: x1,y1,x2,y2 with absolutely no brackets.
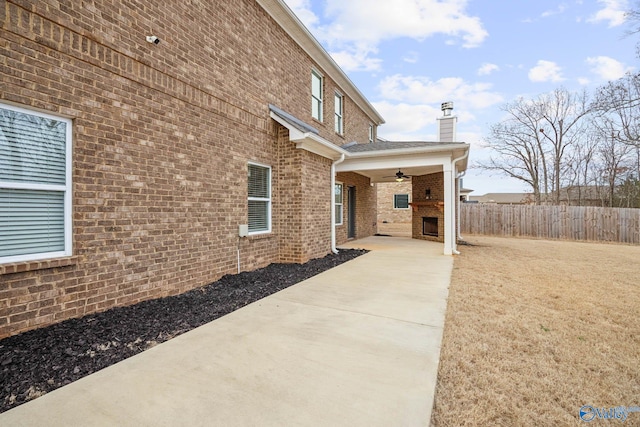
0,249,367,413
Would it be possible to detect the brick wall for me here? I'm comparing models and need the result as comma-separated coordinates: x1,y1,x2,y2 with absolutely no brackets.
335,172,377,245
376,182,412,224
0,0,379,337
411,173,445,242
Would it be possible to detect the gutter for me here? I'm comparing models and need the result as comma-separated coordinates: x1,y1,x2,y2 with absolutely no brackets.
331,154,345,253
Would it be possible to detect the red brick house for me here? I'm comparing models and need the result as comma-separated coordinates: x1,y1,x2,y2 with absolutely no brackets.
0,0,469,338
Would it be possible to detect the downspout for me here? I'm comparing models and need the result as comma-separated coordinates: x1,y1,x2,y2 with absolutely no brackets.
331,154,345,253
450,150,469,255
456,170,466,241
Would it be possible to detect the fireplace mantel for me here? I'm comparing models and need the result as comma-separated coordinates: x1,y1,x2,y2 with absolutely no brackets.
409,200,444,212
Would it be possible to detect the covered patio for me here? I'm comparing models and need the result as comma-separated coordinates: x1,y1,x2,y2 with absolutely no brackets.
337,140,469,255
270,102,470,256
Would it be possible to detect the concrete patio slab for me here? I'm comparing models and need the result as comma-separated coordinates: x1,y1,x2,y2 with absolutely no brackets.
0,236,453,427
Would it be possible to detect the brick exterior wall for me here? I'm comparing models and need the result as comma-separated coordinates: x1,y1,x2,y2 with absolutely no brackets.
0,0,378,338
376,182,412,224
335,172,377,245
411,173,446,242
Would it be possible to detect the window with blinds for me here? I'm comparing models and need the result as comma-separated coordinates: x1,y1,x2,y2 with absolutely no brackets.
394,194,410,209
0,104,72,263
247,163,271,234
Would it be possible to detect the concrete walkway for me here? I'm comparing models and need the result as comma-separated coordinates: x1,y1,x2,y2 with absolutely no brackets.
0,236,453,427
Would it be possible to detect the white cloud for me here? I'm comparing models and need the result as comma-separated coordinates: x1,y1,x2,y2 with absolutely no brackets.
578,77,591,85
377,74,504,109
541,3,568,17
330,47,383,72
586,56,634,80
284,0,319,29
478,63,499,76
373,101,440,140
528,60,565,82
285,0,488,72
588,0,628,27
403,51,420,64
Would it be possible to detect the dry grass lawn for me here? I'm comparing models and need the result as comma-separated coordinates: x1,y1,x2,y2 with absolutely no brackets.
431,236,640,426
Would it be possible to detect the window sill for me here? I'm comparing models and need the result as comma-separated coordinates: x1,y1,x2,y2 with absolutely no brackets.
247,232,274,241
0,256,78,276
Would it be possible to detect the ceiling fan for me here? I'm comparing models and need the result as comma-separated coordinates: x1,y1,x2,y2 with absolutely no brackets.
383,169,412,182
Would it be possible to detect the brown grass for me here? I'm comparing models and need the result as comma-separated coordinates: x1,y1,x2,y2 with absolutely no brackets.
431,236,640,426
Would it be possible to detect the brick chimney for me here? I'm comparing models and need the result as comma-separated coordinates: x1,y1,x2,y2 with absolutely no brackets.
437,101,457,143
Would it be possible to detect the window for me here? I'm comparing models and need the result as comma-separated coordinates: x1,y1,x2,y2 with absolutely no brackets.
368,124,375,143
248,163,271,234
334,92,343,134
394,194,410,209
0,103,72,264
334,183,343,225
311,70,323,121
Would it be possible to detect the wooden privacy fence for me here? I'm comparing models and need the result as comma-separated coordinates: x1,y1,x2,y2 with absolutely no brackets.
460,204,640,244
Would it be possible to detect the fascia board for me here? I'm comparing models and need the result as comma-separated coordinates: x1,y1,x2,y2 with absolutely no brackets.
336,154,454,172
293,133,350,160
345,143,470,159
271,111,348,160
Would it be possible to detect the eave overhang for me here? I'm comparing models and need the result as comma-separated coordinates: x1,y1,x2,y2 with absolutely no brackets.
270,110,349,161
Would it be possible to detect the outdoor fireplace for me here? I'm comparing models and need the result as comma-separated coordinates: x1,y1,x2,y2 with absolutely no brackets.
422,217,438,237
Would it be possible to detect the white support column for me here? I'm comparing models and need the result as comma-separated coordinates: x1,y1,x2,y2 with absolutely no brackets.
443,165,453,255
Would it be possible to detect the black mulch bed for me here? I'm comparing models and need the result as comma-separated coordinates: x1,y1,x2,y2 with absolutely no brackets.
0,249,368,414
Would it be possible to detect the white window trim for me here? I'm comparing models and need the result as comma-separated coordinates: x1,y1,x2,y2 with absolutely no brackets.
368,124,375,143
393,193,410,210
334,92,343,135
247,162,272,235
0,103,73,264
334,182,343,226
312,70,323,122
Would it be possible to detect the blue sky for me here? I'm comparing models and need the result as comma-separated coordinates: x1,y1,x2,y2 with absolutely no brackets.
282,0,638,195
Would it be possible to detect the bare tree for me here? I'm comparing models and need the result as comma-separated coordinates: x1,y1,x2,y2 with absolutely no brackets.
478,88,592,204
592,73,640,206
478,99,547,204
593,73,640,148
564,129,599,205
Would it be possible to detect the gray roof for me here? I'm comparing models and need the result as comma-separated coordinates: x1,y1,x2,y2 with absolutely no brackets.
269,104,319,135
343,140,464,153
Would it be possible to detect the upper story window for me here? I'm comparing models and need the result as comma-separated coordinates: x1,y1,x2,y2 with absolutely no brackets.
334,92,343,135
247,162,271,234
311,70,323,121
368,124,375,143
334,183,343,225
0,103,73,264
